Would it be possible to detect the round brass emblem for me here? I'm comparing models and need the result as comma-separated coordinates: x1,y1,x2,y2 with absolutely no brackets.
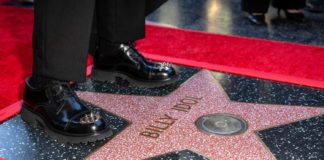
196,113,248,136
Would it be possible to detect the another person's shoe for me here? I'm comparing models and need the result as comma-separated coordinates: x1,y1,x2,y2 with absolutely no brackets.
92,42,180,88
278,9,305,22
306,0,324,13
247,13,266,25
21,78,113,143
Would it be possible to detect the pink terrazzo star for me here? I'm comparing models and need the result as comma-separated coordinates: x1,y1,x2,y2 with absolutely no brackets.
77,70,324,160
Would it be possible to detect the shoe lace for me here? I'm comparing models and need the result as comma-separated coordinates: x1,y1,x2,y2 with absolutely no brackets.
45,81,78,111
155,62,172,71
46,81,102,123
52,82,75,101
120,42,172,71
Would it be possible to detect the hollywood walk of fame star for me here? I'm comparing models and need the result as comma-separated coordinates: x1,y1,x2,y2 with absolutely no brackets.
77,70,324,160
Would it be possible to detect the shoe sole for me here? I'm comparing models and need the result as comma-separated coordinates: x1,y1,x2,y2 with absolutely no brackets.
91,69,180,88
21,105,113,144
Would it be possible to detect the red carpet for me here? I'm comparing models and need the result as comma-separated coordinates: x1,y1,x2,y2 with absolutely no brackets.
0,6,33,122
0,0,10,3
138,26,324,90
0,0,10,5
1,6,324,122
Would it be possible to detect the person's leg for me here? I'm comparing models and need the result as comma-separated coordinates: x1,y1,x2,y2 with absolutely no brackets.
241,0,271,24
272,0,306,9
241,0,271,13
88,0,167,54
96,0,146,43
23,0,112,143
272,0,306,21
306,0,324,12
32,0,95,82
91,0,179,87
145,0,167,15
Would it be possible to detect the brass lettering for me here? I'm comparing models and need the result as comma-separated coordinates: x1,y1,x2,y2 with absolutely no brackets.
154,120,175,126
171,107,189,112
140,96,203,139
185,96,203,100
160,114,177,121
140,131,159,139
149,124,169,130
172,104,191,112
146,127,164,133
180,99,198,105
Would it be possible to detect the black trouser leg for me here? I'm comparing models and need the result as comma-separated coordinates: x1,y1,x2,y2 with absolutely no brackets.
241,0,305,13
95,0,167,43
96,0,146,43
33,0,146,82
272,0,306,9
89,0,168,55
241,0,271,13
145,0,167,15
94,0,147,58
32,0,95,82
33,0,167,82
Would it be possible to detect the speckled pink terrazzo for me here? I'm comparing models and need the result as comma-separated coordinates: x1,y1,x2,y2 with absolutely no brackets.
77,70,324,160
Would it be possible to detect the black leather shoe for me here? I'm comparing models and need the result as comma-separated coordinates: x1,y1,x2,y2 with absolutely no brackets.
247,13,266,25
306,1,324,13
92,42,180,88
21,78,113,143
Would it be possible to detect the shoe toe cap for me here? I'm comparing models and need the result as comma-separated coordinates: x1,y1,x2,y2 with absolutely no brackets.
65,113,111,135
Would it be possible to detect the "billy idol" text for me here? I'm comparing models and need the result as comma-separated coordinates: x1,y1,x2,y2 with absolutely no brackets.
139,96,203,139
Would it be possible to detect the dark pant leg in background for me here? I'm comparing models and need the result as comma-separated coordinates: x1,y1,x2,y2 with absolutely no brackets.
306,0,324,11
272,0,306,9
145,0,167,15
241,0,271,13
32,0,95,82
